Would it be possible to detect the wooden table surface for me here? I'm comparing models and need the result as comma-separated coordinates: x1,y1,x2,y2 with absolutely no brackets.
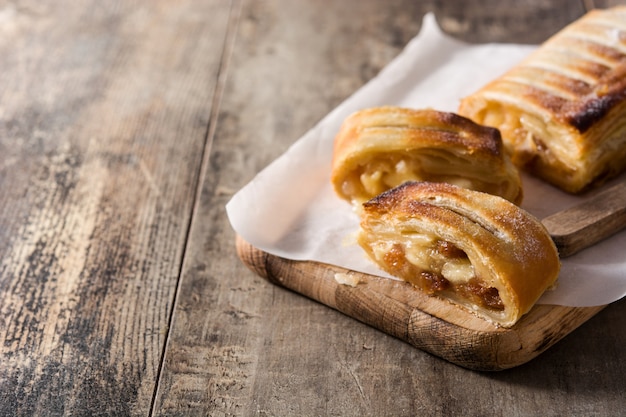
1,0,625,415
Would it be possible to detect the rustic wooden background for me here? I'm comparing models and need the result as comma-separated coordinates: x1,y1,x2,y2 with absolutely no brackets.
0,0,624,416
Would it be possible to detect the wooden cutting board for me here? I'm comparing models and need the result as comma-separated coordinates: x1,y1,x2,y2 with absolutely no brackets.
235,181,626,371
236,237,605,371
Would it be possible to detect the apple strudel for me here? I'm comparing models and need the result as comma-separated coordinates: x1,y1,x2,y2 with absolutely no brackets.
357,181,560,327
330,107,523,208
459,6,626,193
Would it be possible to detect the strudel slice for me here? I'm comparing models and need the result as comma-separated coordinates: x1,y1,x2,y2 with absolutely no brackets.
330,107,522,208
357,181,560,327
459,6,626,193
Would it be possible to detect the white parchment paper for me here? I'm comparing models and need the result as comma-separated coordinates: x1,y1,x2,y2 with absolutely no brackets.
226,13,626,307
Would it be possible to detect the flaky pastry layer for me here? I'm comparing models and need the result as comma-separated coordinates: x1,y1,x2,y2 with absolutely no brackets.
331,107,522,208
459,6,626,193
358,181,560,328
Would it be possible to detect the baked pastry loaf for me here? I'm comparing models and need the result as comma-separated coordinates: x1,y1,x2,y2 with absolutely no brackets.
330,107,522,207
458,6,626,193
357,181,560,327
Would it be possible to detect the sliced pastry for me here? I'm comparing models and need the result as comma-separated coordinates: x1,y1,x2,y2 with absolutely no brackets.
458,6,626,193
357,181,560,327
330,106,522,208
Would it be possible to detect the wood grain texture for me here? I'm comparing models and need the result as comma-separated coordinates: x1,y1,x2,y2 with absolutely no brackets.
156,1,626,416
434,0,586,43
588,0,626,9
153,0,432,415
543,181,626,257
0,1,230,415
1,0,625,416
235,236,606,371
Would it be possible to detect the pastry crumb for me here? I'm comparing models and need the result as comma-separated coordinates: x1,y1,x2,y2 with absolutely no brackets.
334,273,360,287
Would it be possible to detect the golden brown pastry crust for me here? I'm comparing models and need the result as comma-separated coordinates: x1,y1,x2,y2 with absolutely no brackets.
330,107,522,207
357,181,560,327
458,6,626,193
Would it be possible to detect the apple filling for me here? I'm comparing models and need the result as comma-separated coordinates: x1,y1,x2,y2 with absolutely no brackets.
476,102,576,170
371,238,504,311
353,157,426,201
345,154,511,206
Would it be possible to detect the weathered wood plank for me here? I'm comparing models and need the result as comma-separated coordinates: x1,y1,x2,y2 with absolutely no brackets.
156,0,626,416
434,0,586,43
588,0,626,9
153,0,431,415
0,1,231,415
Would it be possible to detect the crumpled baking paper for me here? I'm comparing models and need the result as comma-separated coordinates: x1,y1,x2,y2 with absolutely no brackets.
226,13,626,307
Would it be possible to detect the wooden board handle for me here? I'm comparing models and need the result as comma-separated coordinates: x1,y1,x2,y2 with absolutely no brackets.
542,181,626,258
